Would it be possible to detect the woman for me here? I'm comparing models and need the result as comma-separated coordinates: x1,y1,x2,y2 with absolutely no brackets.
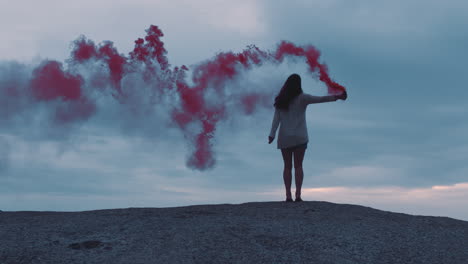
268,73,347,202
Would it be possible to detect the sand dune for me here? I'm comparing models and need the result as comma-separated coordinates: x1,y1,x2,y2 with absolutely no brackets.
1,201,467,263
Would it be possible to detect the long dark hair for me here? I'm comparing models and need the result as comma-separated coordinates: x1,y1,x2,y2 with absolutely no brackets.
274,73,303,110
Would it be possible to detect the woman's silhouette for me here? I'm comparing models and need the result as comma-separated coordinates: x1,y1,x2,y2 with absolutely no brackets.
269,74,347,202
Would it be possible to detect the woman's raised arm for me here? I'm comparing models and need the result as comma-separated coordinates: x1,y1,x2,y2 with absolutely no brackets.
302,94,338,105
302,91,347,105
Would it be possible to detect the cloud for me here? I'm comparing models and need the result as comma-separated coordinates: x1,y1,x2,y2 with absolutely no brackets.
0,136,10,172
319,165,400,186
261,0,468,44
181,0,266,36
429,103,468,116
270,182,468,221
0,0,268,65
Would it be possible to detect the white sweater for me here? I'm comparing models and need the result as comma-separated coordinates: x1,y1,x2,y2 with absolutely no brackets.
269,93,338,149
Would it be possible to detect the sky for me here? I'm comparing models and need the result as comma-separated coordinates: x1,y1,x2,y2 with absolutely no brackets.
1,0,467,221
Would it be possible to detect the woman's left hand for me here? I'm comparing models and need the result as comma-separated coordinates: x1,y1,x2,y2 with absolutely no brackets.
337,90,348,100
268,136,274,144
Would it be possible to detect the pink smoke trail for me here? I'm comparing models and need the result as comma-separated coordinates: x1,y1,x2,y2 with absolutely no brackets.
2,25,346,170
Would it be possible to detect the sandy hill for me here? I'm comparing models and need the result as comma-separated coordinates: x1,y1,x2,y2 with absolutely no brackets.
1,201,468,264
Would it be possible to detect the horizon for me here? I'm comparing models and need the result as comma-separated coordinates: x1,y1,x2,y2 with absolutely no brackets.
1,0,467,221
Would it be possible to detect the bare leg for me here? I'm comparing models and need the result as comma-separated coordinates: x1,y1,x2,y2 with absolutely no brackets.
284,168,292,199
293,148,306,199
281,149,293,200
294,167,303,199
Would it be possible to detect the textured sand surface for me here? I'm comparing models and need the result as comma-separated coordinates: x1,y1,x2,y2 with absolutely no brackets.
1,201,468,264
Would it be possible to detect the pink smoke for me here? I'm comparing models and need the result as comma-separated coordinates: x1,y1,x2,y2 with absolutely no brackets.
2,25,346,170
29,60,96,124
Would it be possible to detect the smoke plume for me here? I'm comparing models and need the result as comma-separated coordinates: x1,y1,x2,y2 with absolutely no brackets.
0,25,345,170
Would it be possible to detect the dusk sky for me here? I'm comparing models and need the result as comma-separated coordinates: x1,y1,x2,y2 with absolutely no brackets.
1,0,467,221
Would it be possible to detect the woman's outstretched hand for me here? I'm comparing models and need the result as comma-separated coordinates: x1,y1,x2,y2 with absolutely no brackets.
268,136,274,144
337,90,348,101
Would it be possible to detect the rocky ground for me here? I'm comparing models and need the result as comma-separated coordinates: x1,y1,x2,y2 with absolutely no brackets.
1,201,468,264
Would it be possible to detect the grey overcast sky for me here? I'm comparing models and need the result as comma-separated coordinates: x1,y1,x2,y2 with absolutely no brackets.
1,0,467,221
